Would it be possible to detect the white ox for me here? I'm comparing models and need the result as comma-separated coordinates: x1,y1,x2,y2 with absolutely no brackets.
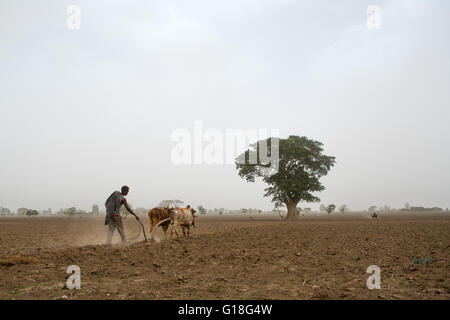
170,206,196,239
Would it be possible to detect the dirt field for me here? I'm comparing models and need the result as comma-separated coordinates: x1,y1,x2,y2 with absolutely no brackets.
0,213,449,300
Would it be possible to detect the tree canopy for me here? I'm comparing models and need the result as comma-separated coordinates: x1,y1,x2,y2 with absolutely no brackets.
236,135,335,219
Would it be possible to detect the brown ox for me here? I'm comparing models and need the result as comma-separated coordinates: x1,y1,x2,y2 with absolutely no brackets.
148,207,173,239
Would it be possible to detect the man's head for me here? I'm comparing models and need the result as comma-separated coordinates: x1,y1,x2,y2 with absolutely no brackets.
121,185,130,195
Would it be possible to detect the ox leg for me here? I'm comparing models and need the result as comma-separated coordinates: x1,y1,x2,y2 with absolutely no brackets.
149,217,156,235
163,225,168,239
170,225,179,240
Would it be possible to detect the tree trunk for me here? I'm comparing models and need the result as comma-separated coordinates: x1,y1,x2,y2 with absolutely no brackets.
285,201,299,220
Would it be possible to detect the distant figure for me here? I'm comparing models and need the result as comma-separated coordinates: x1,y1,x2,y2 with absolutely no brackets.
371,212,378,219
104,186,140,244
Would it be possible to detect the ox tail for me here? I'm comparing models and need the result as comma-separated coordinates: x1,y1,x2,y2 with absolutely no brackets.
148,218,171,240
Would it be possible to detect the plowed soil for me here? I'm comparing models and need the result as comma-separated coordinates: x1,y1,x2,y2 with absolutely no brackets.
0,214,449,300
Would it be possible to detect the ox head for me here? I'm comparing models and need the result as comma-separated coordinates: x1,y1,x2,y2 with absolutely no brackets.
189,207,197,227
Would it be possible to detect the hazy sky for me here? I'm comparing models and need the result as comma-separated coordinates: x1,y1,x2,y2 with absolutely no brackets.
1,0,449,212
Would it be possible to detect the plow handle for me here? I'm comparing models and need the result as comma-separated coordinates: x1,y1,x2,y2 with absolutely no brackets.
139,220,147,241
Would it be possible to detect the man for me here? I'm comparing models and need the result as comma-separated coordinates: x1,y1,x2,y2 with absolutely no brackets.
104,185,140,244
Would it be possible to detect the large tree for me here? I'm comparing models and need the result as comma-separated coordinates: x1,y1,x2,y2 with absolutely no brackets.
235,135,335,220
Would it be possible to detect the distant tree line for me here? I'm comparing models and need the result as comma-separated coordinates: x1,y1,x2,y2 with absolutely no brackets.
0,205,104,217
0,201,447,217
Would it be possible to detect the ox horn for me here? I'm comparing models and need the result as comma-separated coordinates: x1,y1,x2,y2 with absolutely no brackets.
148,218,171,242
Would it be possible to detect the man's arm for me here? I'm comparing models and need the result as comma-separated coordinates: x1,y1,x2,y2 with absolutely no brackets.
122,198,140,220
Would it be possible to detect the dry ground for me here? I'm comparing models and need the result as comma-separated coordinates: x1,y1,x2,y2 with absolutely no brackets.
0,213,449,300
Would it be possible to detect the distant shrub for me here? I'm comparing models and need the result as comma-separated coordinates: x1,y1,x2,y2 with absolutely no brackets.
26,209,39,216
